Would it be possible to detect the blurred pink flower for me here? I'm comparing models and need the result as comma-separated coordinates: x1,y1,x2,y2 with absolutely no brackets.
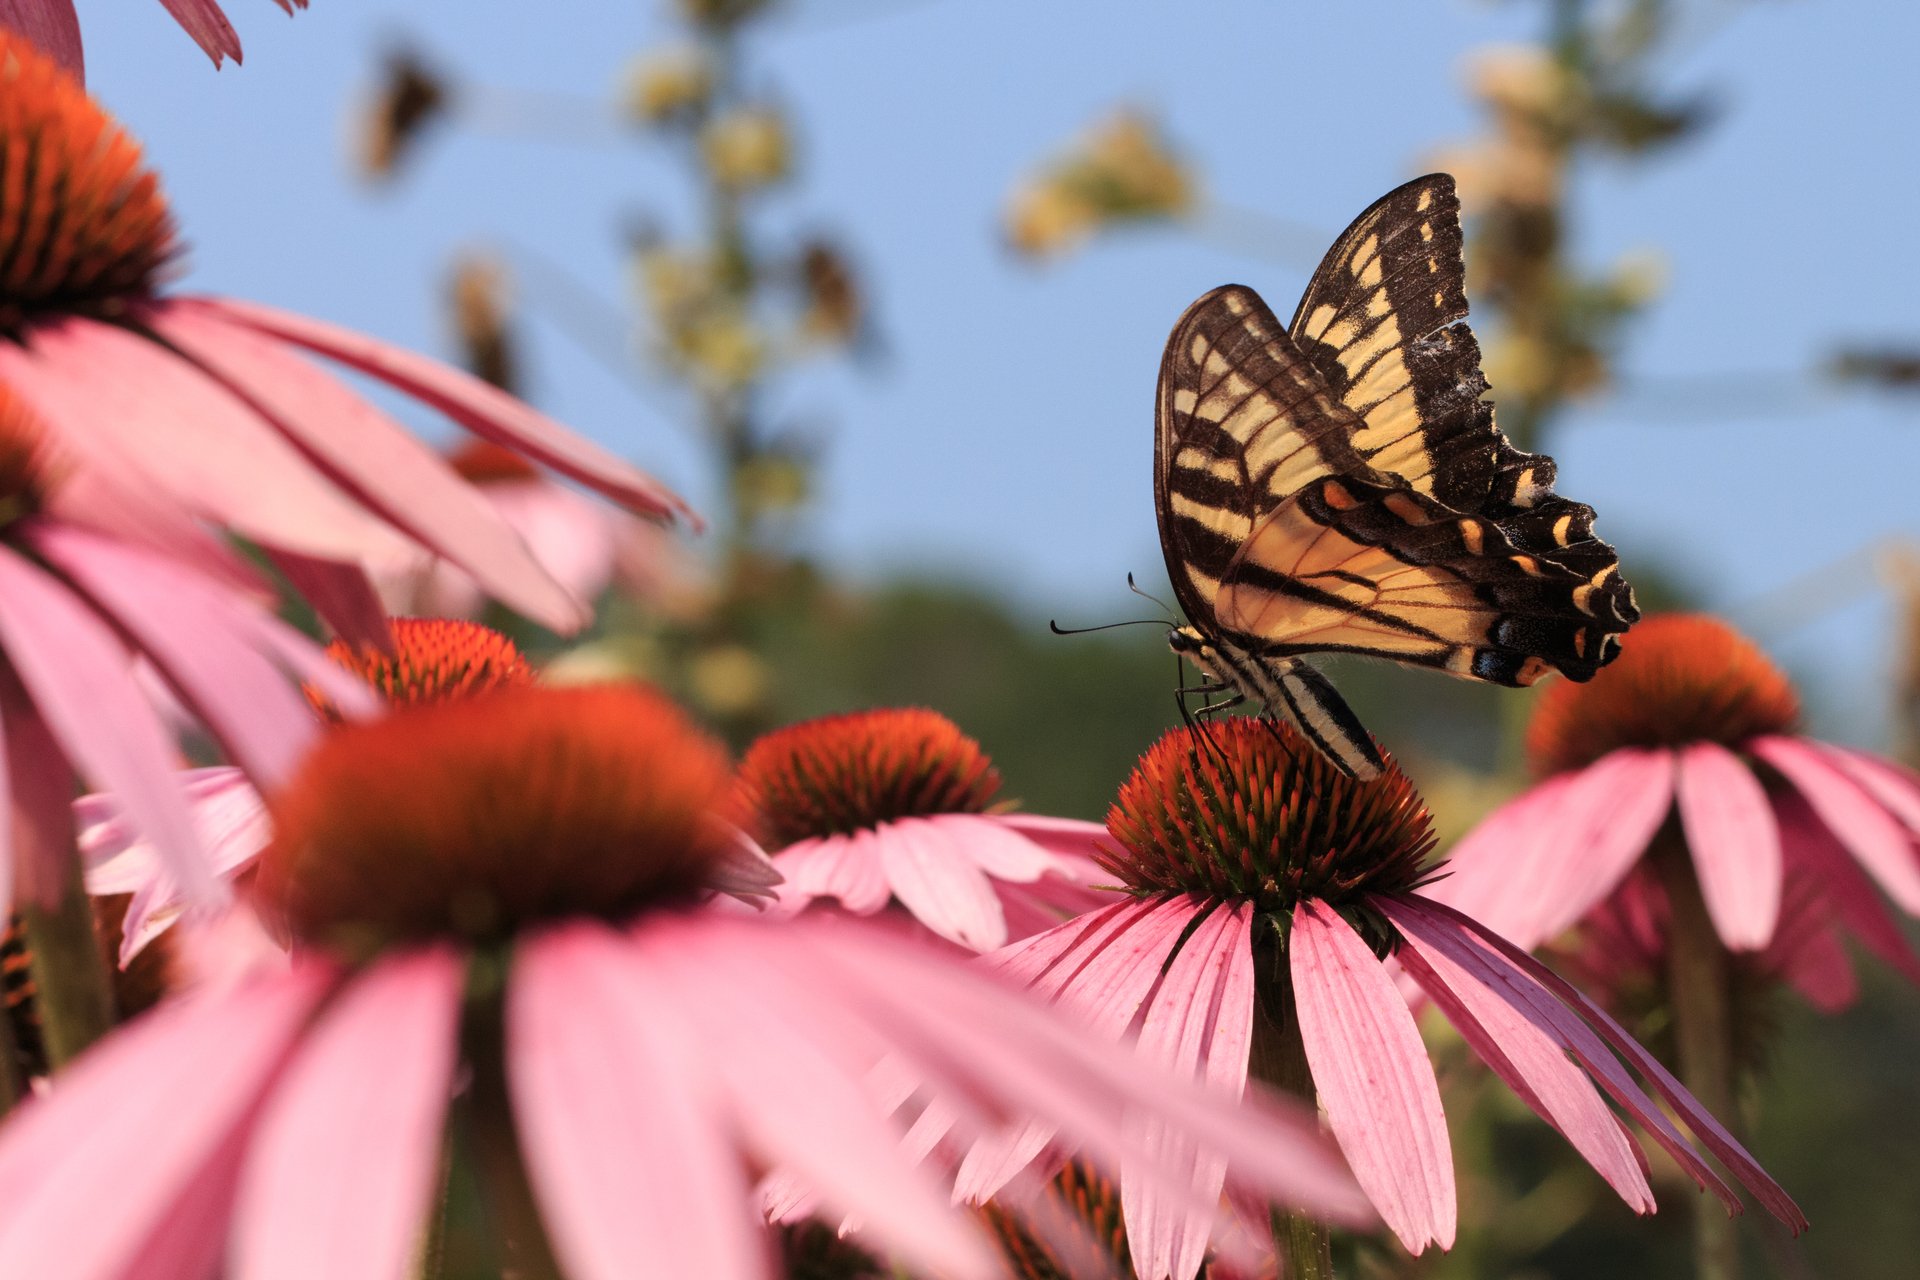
374,439,707,622
0,0,305,82
733,708,1114,951
0,33,693,650
1434,615,1920,995
961,721,1804,1278
0,683,1364,1280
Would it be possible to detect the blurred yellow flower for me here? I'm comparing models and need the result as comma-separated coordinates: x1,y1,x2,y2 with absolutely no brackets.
624,45,714,126
689,643,771,717
702,106,792,192
1004,111,1194,259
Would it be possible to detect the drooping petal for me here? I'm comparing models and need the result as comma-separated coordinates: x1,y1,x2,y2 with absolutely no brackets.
1291,900,1455,1253
0,545,217,908
1775,790,1920,985
770,831,891,915
1753,736,1920,914
993,813,1109,856
179,297,697,527
1386,896,1806,1231
156,0,241,66
150,306,589,634
1389,898,1653,1211
0,0,82,78
265,549,393,652
633,919,1004,1280
1122,902,1257,1280
879,818,1008,951
926,813,1064,883
1814,744,1920,838
507,922,774,1280
0,320,409,563
1674,743,1782,951
0,963,337,1278
1771,913,1858,1013
232,947,464,1280
708,823,783,904
28,522,321,788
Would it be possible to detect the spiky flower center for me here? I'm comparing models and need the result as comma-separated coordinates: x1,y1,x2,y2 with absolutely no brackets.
1103,720,1435,910
734,708,1000,849
255,684,732,959
1528,613,1799,776
320,618,536,711
0,34,177,334
447,438,539,486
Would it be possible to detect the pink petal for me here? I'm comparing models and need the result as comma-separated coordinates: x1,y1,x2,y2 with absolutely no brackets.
1814,744,1920,839
1387,897,1806,1231
1390,900,1653,1212
880,818,1008,951
0,0,83,78
265,549,393,652
708,823,784,904
770,832,892,915
27,522,320,789
0,320,409,563
1122,903,1257,1280
634,920,1005,1280
156,0,241,65
180,297,698,528
921,813,1058,882
1753,736,1920,914
150,307,589,634
1291,900,1455,1253
480,479,620,607
506,922,774,1280
0,963,337,1278
232,948,465,1280
1674,743,1782,951
0,545,218,909
1775,790,1920,985
994,814,1110,858
1770,913,1858,1013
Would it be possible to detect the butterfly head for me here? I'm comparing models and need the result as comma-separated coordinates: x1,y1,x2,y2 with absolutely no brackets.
1167,625,1217,675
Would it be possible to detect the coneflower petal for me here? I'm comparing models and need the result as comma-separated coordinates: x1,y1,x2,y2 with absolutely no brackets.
1813,743,1920,838
1771,912,1858,1013
1388,896,1654,1212
1291,899,1455,1253
772,832,892,914
232,947,466,1280
928,813,1065,883
264,549,392,652
155,0,242,66
0,964,335,1278
880,818,1007,951
28,523,321,788
1122,902,1255,1280
0,0,82,77
1675,743,1782,951
508,923,772,1280
182,297,697,528
0,545,218,908
149,305,590,635
1753,736,1920,913
1774,791,1920,985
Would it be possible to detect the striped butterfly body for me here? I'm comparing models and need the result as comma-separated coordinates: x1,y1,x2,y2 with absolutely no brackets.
1156,173,1638,778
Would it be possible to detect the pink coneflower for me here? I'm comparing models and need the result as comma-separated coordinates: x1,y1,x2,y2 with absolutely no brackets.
1434,614,1920,986
0,683,1365,1280
964,720,1803,1280
733,708,1114,951
0,381,372,924
0,0,304,81
0,33,692,648
374,439,706,623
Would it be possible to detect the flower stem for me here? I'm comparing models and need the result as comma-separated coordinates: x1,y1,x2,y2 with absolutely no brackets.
1248,926,1337,1280
1650,827,1742,1280
460,963,564,1280
20,855,115,1069
0,996,25,1115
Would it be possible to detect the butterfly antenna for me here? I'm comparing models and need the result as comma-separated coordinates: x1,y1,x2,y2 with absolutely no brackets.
1126,572,1177,619
1049,616,1165,636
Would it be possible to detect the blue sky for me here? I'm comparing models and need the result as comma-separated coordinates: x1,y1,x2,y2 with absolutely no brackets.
80,0,1920,744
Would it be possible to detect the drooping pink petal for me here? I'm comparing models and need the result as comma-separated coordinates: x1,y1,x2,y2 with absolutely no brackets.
1123,903,1257,1280
1386,897,1806,1231
1290,900,1455,1253
1432,750,1673,950
1770,913,1858,1013
478,479,620,608
1753,736,1920,914
156,0,241,66
232,948,465,1280
633,919,1005,1280
0,962,337,1278
770,831,892,915
1389,898,1653,1212
926,813,1065,883
264,549,393,652
0,0,82,78
180,297,698,528
150,306,590,634
507,922,775,1280
0,545,218,909
0,320,410,564
879,818,1008,951
28,522,320,789
994,813,1110,857
1813,744,1920,839
1674,743,1782,951
1775,790,1920,985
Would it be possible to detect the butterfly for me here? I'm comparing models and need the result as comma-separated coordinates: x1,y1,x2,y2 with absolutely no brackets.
1155,173,1638,779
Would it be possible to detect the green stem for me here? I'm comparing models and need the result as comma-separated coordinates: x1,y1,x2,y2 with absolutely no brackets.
1248,926,1337,1280
21,855,115,1070
1651,827,1742,1280
460,975,564,1280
